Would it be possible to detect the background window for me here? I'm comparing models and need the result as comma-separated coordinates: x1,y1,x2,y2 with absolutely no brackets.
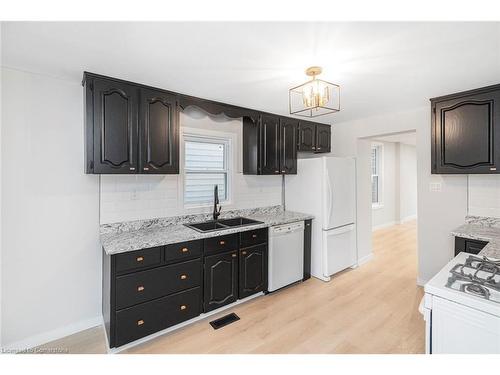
184,135,229,206
371,145,382,206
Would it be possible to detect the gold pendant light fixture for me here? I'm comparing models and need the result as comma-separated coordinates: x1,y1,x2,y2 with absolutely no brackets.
289,66,340,117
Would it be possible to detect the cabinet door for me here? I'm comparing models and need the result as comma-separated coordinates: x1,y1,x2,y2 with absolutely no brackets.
315,124,331,153
139,89,179,174
92,79,139,173
260,114,281,175
432,89,500,174
203,250,238,312
297,121,316,152
239,244,268,299
280,118,298,174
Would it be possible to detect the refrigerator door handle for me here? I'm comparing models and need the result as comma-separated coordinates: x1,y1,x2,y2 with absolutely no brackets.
328,223,355,235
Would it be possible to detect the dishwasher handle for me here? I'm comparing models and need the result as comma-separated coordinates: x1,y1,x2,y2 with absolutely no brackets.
270,221,305,235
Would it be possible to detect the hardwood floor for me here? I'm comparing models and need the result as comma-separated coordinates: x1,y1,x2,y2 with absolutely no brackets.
38,220,424,354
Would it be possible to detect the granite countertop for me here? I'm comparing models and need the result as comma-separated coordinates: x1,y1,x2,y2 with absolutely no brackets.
451,216,500,259
100,206,314,255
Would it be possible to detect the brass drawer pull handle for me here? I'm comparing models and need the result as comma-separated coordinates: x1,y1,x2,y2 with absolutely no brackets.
180,274,187,280
181,247,189,253
180,305,187,311
242,251,247,255
220,240,225,245
137,285,145,292
231,253,237,258
136,256,144,262
252,234,257,238
137,319,144,326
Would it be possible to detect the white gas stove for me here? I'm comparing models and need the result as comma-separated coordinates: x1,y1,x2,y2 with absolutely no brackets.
423,252,500,354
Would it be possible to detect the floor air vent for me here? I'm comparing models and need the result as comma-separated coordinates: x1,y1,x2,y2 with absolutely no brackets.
209,312,240,330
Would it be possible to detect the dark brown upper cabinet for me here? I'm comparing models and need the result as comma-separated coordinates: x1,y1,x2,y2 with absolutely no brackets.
139,89,179,174
87,78,139,174
84,73,179,174
280,118,298,174
297,121,331,153
431,84,500,174
243,115,298,175
297,121,316,152
315,124,331,153
260,114,281,175
84,72,331,175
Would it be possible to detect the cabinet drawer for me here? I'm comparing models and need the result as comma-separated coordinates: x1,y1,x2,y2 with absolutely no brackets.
204,233,238,255
115,258,201,309
465,239,488,255
115,287,201,347
115,246,162,274
165,240,202,264
240,228,268,248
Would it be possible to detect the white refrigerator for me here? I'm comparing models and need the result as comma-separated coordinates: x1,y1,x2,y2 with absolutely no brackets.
285,157,357,282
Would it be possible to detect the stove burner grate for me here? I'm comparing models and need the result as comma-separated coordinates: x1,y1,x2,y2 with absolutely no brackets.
460,283,491,299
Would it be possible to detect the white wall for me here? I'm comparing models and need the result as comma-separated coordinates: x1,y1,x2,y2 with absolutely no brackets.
399,143,417,221
372,141,397,229
332,107,468,285
1,68,101,348
100,108,282,224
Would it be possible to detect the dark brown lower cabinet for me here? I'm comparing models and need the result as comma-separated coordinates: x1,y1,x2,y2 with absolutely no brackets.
115,287,201,347
454,236,488,256
203,250,239,312
239,244,268,299
103,227,276,348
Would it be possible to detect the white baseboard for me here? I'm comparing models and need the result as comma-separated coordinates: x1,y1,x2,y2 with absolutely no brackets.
400,214,417,223
2,315,103,352
357,253,374,266
372,221,397,232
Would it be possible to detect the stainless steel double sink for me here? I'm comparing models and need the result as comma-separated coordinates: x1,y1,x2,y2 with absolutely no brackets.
184,217,263,233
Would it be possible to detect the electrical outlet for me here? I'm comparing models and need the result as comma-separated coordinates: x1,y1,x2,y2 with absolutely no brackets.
429,182,442,192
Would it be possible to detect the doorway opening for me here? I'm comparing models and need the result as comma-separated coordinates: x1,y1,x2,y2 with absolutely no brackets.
359,130,418,283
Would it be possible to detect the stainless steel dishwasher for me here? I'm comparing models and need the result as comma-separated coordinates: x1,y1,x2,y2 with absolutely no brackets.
268,221,305,292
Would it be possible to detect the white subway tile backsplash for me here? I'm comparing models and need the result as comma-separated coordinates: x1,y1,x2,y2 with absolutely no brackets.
468,175,500,218
99,111,282,224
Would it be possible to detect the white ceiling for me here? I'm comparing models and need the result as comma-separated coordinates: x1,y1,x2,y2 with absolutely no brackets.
373,132,417,146
2,22,500,123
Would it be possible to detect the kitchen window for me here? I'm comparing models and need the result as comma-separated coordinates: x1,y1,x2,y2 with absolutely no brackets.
371,144,383,208
183,134,230,206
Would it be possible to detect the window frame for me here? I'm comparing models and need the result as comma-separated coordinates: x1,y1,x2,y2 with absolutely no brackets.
371,143,384,209
182,131,232,209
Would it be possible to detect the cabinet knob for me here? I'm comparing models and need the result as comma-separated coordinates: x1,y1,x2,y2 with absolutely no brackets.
181,247,189,253
312,147,316,150
242,251,247,255
129,167,136,171
143,167,149,171
281,170,285,173
490,167,497,171
275,170,279,173
136,256,144,262
252,234,257,238
137,285,145,292
137,319,144,326
231,253,237,258
317,147,321,150
180,274,187,280
220,240,226,245
180,305,187,311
